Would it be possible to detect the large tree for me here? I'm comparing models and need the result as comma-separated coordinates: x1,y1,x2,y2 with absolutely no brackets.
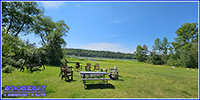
32,15,56,44
171,22,198,68
152,37,170,64
2,2,44,37
45,20,70,65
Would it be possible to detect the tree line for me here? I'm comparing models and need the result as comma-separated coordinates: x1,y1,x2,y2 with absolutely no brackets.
134,22,198,68
63,48,135,59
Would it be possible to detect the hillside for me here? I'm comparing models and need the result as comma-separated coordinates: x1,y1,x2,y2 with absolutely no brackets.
63,48,135,59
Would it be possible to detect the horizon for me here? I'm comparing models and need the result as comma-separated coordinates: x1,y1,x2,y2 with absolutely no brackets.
19,1,198,53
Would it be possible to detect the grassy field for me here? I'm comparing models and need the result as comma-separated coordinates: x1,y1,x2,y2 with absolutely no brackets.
2,58,199,98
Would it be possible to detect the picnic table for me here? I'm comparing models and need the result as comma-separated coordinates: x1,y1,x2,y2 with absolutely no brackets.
80,71,110,88
101,68,108,72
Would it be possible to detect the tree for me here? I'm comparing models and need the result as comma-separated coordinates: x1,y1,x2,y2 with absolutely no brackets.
171,22,198,68
152,37,170,64
134,45,147,62
32,15,56,44
152,38,162,54
45,20,70,66
2,2,44,37
171,22,198,53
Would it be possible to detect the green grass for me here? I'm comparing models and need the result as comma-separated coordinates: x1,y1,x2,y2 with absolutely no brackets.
2,58,199,98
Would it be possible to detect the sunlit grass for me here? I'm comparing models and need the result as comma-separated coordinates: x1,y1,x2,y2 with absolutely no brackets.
2,58,198,98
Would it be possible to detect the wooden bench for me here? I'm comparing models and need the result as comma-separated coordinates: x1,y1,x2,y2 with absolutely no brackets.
82,78,110,88
108,65,119,79
27,63,43,73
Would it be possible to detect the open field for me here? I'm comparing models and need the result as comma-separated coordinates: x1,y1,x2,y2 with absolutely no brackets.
2,58,199,98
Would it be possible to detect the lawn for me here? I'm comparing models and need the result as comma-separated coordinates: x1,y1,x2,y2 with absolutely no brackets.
1,58,199,98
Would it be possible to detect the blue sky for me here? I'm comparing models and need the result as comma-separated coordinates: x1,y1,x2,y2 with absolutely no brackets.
19,1,198,53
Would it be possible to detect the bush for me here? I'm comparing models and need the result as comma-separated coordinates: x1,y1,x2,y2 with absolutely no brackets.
15,59,25,68
61,56,68,65
3,65,14,73
166,58,175,66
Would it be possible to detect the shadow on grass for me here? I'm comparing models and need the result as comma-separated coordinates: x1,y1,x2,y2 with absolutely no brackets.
118,75,122,77
30,68,45,73
85,84,115,90
62,80,77,83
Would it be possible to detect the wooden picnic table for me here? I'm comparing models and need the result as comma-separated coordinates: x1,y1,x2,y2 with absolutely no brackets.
101,68,108,72
80,71,110,88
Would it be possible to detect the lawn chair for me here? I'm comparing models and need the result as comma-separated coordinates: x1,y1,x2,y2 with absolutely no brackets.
59,64,63,76
75,62,82,71
94,63,100,71
85,63,91,71
60,64,73,81
108,65,119,79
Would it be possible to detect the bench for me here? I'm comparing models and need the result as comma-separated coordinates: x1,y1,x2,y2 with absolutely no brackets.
27,63,43,73
109,65,119,79
82,78,111,88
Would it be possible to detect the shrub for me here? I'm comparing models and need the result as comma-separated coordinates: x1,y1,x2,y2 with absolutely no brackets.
15,59,25,68
2,65,14,73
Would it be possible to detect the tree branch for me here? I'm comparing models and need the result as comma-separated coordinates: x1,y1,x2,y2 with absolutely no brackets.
6,15,14,34
14,22,25,37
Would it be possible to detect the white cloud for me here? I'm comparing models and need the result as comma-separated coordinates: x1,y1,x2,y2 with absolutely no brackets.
114,19,124,23
76,4,82,8
42,2,64,9
110,35,117,37
80,43,134,53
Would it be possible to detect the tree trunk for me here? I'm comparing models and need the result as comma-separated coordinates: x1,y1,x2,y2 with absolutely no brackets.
40,35,46,44
14,22,25,37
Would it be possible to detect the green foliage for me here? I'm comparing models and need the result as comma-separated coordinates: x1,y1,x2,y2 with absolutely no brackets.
2,2,69,68
172,22,198,52
63,48,135,59
179,42,198,68
151,37,170,65
2,27,38,69
2,1,44,36
45,20,69,66
134,44,148,62
149,51,164,65
61,56,68,65
2,65,14,73
171,22,198,68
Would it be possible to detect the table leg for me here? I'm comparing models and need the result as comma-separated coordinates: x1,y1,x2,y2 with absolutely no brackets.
71,71,73,80
83,74,85,78
82,80,85,88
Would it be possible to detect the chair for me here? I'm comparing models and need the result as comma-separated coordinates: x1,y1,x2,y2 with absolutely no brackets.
85,63,91,71
94,63,100,71
60,64,73,81
108,65,119,79
75,62,82,71
64,63,73,71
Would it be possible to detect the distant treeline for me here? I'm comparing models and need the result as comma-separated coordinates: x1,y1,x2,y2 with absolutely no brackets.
63,48,135,59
